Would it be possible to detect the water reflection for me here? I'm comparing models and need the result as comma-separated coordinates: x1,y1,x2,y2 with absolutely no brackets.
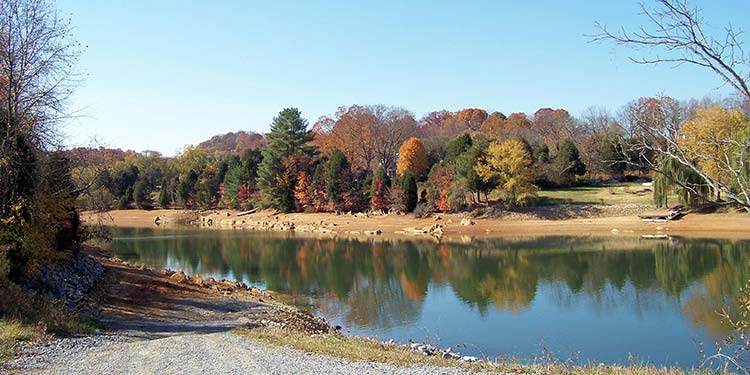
105,228,750,366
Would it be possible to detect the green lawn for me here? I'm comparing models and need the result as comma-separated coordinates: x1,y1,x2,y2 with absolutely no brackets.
533,183,656,206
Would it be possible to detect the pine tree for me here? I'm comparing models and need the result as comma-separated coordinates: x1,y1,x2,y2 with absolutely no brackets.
158,179,171,208
326,150,351,210
401,172,418,212
257,108,315,212
555,139,586,186
310,163,327,211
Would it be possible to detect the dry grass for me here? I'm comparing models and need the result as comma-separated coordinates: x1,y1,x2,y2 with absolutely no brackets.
0,283,100,363
0,320,38,362
534,184,657,206
235,326,707,374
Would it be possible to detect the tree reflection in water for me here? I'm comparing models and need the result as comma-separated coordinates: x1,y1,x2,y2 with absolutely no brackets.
106,229,750,338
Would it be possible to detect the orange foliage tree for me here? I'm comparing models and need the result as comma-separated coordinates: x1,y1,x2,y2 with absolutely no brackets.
454,108,489,130
311,105,417,173
396,137,428,177
294,170,312,210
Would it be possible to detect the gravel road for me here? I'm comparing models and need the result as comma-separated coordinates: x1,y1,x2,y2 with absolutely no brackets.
5,331,475,374
3,256,482,374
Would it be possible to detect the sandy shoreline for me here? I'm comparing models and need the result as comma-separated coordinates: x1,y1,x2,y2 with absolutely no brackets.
82,207,750,240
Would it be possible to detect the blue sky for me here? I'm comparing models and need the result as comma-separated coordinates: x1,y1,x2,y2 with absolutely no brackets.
57,0,749,155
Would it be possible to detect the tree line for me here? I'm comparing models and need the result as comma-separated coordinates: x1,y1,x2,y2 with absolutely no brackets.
71,95,750,214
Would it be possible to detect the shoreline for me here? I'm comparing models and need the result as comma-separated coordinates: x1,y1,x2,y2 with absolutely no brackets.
83,206,750,240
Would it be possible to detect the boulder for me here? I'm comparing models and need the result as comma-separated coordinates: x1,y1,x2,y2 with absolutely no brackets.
460,218,474,226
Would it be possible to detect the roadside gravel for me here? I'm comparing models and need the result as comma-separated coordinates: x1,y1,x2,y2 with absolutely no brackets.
5,331,479,375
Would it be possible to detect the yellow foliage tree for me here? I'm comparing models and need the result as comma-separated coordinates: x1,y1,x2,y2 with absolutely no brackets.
679,106,750,199
474,140,537,205
396,137,428,176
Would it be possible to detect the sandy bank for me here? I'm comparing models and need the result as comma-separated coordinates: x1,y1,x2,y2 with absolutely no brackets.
82,206,750,240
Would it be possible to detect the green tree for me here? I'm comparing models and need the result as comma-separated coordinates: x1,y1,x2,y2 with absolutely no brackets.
158,179,171,208
132,179,152,209
444,133,473,163
326,150,351,210
401,172,418,212
554,139,586,187
310,163,327,211
257,108,315,212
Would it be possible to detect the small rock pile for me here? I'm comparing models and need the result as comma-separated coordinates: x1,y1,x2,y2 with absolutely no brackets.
21,253,105,309
161,269,275,299
251,308,338,335
406,342,479,362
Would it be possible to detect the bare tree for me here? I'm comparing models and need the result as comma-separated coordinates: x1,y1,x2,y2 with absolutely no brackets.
592,0,749,102
593,1,750,211
0,0,81,216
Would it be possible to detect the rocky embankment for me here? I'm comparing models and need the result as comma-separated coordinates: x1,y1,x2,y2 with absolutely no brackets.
21,252,105,309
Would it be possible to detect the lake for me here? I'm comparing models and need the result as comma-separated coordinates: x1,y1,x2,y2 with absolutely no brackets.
103,227,750,368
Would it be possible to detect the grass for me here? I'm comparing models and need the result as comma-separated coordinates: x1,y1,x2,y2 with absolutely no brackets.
235,326,707,374
0,320,38,362
533,183,657,206
0,282,101,363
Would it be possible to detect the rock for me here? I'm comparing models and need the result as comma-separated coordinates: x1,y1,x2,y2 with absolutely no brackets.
460,218,474,226
20,253,105,310
169,271,188,283
364,229,382,235
460,355,479,362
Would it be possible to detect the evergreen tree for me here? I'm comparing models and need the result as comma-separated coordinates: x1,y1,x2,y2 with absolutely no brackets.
532,144,550,163
555,139,586,186
310,163,327,211
257,108,315,212
326,150,351,210
132,179,152,209
445,133,473,163
158,179,171,208
401,172,418,212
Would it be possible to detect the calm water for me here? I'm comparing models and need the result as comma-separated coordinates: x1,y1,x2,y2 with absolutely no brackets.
104,227,750,368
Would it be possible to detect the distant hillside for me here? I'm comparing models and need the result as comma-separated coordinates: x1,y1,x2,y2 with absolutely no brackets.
197,131,265,153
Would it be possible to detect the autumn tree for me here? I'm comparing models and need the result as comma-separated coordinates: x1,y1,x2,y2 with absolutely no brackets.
533,108,575,149
479,112,507,138
294,170,313,211
475,140,538,206
425,163,454,212
396,137,428,177
594,1,750,210
312,105,416,173
416,110,453,138
454,108,488,130
370,166,390,211
257,108,315,212
679,106,750,203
